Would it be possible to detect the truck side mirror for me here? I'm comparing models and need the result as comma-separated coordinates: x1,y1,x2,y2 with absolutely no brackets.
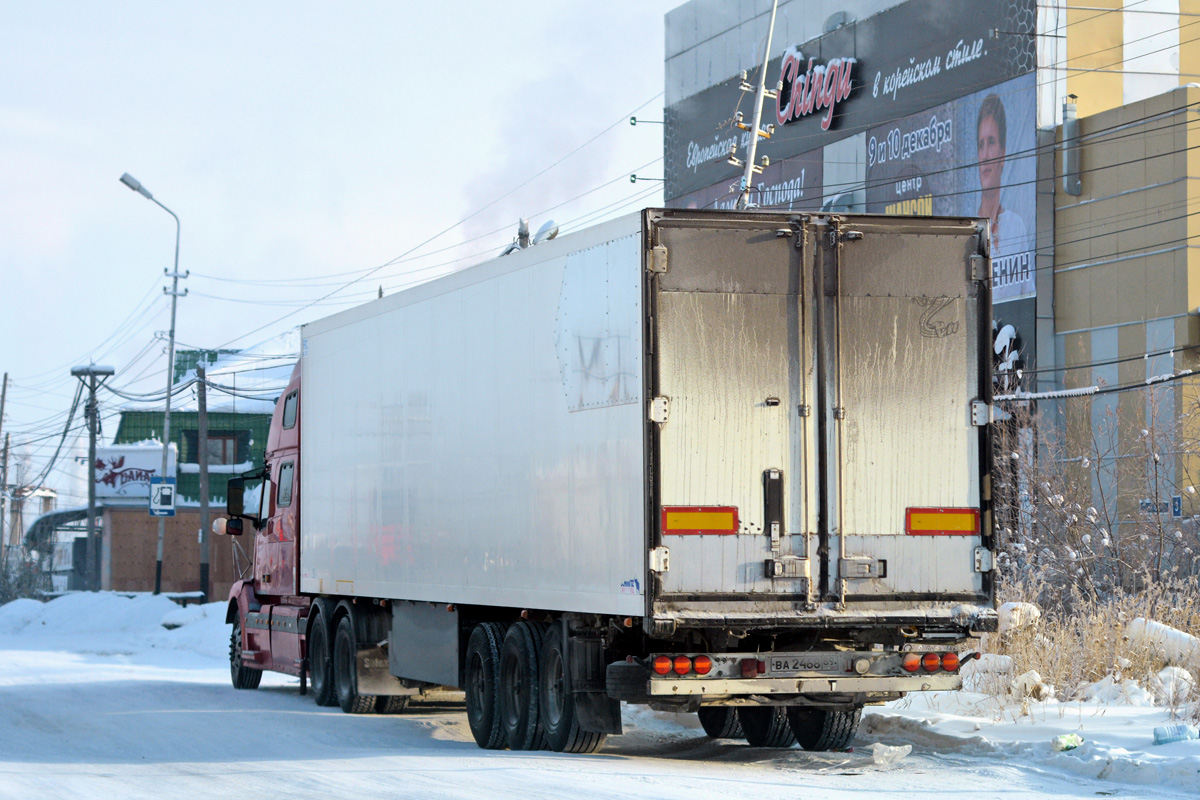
226,518,244,536
227,477,245,517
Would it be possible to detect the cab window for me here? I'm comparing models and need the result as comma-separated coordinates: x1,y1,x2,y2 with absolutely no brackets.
277,461,294,507
282,391,298,429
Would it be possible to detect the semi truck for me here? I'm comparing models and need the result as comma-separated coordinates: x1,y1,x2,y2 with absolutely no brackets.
218,208,998,754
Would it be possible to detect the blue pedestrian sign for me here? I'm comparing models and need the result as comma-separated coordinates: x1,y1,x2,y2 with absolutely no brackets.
150,477,176,517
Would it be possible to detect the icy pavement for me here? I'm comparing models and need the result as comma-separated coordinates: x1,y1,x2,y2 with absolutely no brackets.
0,593,1196,799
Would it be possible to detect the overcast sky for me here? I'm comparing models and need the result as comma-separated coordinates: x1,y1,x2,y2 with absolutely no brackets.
1,1,679,504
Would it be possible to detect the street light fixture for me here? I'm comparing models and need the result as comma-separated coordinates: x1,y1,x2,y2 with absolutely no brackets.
120,172,187,595
71,364,114,592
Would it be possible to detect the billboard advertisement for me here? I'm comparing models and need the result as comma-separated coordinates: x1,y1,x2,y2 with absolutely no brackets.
94,444,178,499
672,148,824,212
865,72,1037,302
664,0,1036,202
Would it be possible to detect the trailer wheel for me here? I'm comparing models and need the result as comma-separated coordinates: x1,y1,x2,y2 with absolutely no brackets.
786,706,862,751
229,617,262,690
498,621,548,750
538,626,607,754
307,610,336,707
697,707,744,740
376,695,410,714
333,615,376,714
464,622,508,749
737,707,795,748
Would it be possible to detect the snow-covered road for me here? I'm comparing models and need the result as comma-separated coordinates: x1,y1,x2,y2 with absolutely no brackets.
0,594,1196,800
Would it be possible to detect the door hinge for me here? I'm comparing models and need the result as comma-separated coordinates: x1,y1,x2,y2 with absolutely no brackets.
974,547,993,573
969,254,989,282
833,407,846,421
649,396,670,424
648,245,669,274
797,404,810,417
970,400,991,426
838,558,887,579
650,546,670,574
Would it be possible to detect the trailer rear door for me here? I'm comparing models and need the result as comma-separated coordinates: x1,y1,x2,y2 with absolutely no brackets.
820,217,990,606
647,211,819,614
646,211,991,622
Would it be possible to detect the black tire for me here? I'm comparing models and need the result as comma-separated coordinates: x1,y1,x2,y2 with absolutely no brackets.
539,626,607,754
334,615,376,714
786,706,862,751
465,622,508,749
499,621,548,750
307,610,336,707
376,695,411,714
698,707,744,739
230,617,262,690
738,706,796,748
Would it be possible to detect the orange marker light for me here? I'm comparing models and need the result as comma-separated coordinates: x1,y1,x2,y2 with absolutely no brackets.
693,655,713,675
673,655,692,675
652,656,673,675
941,652,960,672
902,653,921,673
922,653,941,672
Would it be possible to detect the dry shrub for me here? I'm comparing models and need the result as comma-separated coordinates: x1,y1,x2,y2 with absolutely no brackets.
983,572,1200,720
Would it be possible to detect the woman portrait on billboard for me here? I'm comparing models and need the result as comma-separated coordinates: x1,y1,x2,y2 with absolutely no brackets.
976,94,1028,258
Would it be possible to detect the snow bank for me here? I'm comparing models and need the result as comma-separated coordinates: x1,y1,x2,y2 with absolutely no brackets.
1126,618,1200,670
998,602,1041,635
0,593,230,662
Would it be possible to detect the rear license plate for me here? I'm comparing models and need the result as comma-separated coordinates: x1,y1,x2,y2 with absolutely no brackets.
764,653,843,675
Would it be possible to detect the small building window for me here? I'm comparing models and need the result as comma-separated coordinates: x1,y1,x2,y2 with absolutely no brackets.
277,461,294,507
206,435,237,465
282,391,298,429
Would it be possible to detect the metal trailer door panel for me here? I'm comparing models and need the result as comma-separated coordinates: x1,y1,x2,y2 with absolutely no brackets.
649,214,817,605
822,218,989,603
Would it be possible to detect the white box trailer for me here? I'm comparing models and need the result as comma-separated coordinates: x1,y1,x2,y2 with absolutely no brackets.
227,208,997,754
300,208,994,617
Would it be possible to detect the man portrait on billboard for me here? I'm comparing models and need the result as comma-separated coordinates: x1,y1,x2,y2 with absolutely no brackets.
975,93,1029,259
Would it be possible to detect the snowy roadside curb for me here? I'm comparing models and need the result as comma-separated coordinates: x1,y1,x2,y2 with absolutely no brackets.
863,694,1200,793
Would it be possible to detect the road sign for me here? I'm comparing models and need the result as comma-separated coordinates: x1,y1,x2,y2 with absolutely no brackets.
1139,499,1168,514
1172,495,1182,518
150,477,176,517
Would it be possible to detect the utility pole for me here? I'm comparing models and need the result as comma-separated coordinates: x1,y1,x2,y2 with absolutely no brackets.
733,0,780,211
120,173,187,595
197,366,210,602
0,433,8,563
0,372,7,563
71,364,114,591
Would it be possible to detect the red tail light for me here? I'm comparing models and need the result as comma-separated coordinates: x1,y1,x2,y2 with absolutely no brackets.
740,658,759,678
673,656,692,675
652,656,672,675
941,652,960,672
693,655,713,675
921,653,941,672
902,653,921,672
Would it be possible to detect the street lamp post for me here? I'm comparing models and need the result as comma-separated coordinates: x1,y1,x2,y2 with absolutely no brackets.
120,173,187,595
70,364,114,591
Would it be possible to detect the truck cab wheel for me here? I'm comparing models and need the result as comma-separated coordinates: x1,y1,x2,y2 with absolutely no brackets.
307,610,336,706
538,626,606,754
786,706,862,751
697,707,744,740
229,617,262,690
498,621,548,750
464,622,507,749
333,615,376,714
737,707,795,748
